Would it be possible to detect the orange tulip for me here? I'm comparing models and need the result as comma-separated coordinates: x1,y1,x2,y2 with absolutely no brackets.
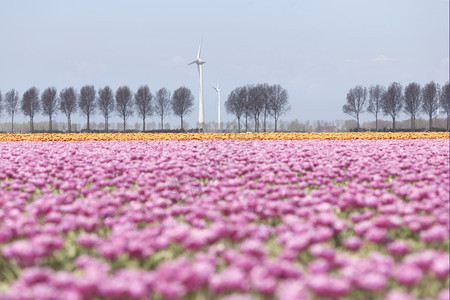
0,132,448,142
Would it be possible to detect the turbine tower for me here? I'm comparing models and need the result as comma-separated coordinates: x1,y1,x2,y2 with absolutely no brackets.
188,40,206,130
212,83,221,131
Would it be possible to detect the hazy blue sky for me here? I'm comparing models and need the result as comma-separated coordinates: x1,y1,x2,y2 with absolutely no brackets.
0,0,448,128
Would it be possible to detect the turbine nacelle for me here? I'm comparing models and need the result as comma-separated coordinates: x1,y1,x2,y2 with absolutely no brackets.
188,58,205,66
188,39,205,65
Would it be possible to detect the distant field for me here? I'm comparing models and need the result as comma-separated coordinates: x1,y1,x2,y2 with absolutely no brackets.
0,134,448,299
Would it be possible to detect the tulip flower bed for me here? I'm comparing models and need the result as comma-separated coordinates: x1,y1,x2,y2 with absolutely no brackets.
0,137,448,299
0,131,448,142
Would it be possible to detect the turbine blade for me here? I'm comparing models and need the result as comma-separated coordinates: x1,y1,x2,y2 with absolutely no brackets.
188,60,197,65
197,36,203,58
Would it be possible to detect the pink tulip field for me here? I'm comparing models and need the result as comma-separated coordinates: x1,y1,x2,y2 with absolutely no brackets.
0,138,449,300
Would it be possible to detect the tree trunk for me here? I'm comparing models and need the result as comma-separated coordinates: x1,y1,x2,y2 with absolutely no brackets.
142,116,145,132
11,114,14,133
30,117,34,133
181,115,184,131
375,112,378,131
68,115,71,133
275,116,278,132
123,118,126,131
49,115,53,132
245,113,248,132
87,114,90,131
429,114,432,131
411,117,414,130
237,117,241,133
105,116,108,132
263,111,267,132
356,114,360,131
161,117,164,130
392,115,396,132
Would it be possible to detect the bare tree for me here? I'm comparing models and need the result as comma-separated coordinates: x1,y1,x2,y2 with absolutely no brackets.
115,85,133,131
247,84,265,132
259,83,271,132
172,86,194,131
97,86,115,132
268,84,290,132
225,86,246,133
241,86,250,131
154,88,171,130
79,85,96,131
21,87,40,133
135,85,153,131
59,87,78,132
382,82,403,131
342,85,367,130
440,82,449,131
367,85,385,131
421,81,438,130
403,82,421,130
41,87,58,132
4,89,19,132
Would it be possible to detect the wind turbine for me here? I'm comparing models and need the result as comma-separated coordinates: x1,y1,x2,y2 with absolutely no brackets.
212,83,221,131
188,39,206,130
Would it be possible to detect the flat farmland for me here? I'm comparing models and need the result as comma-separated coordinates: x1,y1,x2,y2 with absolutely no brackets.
0,133,448,299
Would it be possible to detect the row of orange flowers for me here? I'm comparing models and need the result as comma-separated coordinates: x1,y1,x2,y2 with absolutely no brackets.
0,132,448,142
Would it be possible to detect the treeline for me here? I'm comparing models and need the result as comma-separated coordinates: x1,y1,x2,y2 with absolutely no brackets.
225,83,290,132
343,81,450,131
0,85,195,133
3,117,448,134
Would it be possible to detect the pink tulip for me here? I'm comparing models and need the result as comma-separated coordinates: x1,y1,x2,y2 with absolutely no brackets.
307,259,330,274
240,239,267,259
394,263,423,286
384,289,418,300
354,272,387,291
209,267,249,294
430,254,450,279
343,236,363,251
365,227,387,243
250,266,277,295
307,274,351,298
77,233,100,248
387,240,410,256
420,225,448,243
276,280,309,300
438,288,450,300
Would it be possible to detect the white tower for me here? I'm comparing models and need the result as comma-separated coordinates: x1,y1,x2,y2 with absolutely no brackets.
212,83,221,131
188,40,206,130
